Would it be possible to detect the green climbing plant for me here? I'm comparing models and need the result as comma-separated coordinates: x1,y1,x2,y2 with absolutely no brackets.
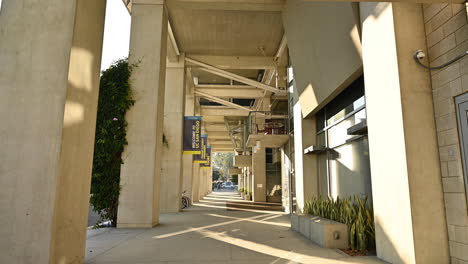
90,58,136,227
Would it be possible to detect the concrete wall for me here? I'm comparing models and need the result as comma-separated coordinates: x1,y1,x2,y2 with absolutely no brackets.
283,0,362,117
361,2,449,263
423,3,468,263
0,1,105,263
293,103,318,212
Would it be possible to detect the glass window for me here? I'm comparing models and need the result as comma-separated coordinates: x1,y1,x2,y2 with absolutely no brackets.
314,75,372,201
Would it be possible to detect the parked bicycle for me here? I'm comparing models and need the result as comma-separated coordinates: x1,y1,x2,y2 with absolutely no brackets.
181,190,191,209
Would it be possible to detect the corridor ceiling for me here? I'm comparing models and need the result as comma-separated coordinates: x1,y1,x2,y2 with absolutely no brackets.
122,0,289,152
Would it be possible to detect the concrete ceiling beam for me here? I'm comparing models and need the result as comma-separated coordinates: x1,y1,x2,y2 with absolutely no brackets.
195,90,252,112
205,124,227,131
202,116,225,123
195,85,256,89
206,131,231,139
200,107,249,117
167,22,180,62
196,87,264,99
210,140,233,145
187,55,276,69
167,0,285,11
210,143,234,148
186,57,287,95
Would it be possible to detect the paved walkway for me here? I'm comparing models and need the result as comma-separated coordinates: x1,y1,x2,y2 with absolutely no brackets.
86,192,386,264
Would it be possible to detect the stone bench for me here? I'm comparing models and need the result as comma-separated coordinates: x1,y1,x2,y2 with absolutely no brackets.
291,214,348,249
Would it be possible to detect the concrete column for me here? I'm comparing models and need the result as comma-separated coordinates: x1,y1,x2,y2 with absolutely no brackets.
0,1,106,263
243,169,248,193
181,80,195,200
246,167,251,197
360,3,449,263
252,143,266,202
208,169,213,194
192,163,200,202
199,168,206,200
160,56,185,213
293,102,318,212
239,172,244,191
117,1,168,228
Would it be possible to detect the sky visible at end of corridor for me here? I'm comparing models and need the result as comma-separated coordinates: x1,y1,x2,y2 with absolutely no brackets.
0,0,130,72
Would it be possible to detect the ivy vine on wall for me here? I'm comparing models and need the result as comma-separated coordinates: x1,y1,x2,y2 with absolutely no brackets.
90,58,136,227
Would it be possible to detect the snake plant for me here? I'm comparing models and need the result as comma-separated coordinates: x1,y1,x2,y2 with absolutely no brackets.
304,195,375,251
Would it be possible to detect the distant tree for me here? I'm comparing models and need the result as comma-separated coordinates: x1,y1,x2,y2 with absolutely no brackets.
212,170,221,181
212,152,234,180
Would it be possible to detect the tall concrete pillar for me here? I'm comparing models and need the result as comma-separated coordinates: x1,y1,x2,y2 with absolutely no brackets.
239,172,244,192
208,169,213,194
192,163,201,202
245,167,251,197
252,143,266,202
360,3,449,263
160,56,185,213
117,0,168,228
182,80,195,200
199,168,206,200
0,1,106,263
293,103,318,212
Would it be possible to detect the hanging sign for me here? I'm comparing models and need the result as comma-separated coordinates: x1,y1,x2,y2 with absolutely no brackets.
200,146,212,168
183,116,202,154
194,135,208,163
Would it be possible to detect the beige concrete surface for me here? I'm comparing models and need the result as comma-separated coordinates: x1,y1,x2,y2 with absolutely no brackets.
283,0,362,117
361,2,449,264
423,3,468,263
86,191,386,264
293,103,319,213
160,57,186,213
0,1,105,263
117,2,168,228
234,155,252,167
181,78,196,200
192,163,201,202
252,146,267,202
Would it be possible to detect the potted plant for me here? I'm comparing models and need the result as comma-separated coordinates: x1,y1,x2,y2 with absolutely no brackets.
246,191,252,201
239,188,245,198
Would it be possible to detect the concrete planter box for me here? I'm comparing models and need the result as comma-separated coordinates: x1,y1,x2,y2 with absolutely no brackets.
291,214,348,249
240,193,245,199
245,194,251,200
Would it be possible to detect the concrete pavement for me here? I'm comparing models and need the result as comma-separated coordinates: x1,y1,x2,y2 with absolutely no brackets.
85,191,386,264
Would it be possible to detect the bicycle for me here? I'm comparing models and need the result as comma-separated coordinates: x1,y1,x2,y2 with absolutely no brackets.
181,190,191,209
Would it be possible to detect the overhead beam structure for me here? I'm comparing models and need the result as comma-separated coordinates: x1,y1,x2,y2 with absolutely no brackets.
195,90,252,112
125,0,465,14
206,131,231,139
186,57,287,95
200,107,249,117
167,0,285,11
195,86,264,99
187,55,276,69
167,22,180,62
202,116,225,123
205,123,228,132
